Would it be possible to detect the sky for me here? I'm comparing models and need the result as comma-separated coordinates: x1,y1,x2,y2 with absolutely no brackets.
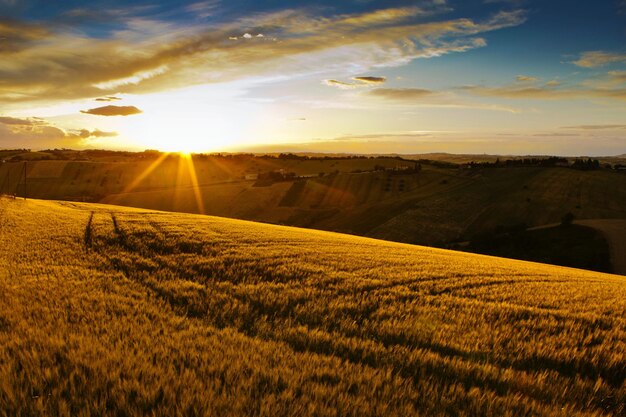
0,0,625,156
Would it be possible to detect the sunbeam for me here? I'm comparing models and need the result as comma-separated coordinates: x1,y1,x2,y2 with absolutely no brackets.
180,153,206,215
119,152,170,195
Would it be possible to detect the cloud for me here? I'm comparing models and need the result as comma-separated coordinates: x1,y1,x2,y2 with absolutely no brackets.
0,116,45,126
95,96,122,102
353,76,386,84
608,70,626,83
0,115,117,148
531,132,581,137
80,105,143,116
366,87,520,112
240,128,626,156
324,76,387,89
185,1,221,19
368,88,438,100
324,79,359,89
71,129,119,138
463,84,626,101
516,75,538,82
0,6,526,106
571,51,626,68
562,124,626,130
0,17,49,54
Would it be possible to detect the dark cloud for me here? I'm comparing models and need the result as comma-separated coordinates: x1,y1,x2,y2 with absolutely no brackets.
80,105,143,116
0,17,49,54
0,114,118,148
95,96,122,102
0,116,45,126
325,76,386,89
353,76,386,84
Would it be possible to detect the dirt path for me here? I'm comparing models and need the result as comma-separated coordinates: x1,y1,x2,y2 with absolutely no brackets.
576,219,626,276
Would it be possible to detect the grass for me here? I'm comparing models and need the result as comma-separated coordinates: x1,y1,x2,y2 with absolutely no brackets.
0,197,624,416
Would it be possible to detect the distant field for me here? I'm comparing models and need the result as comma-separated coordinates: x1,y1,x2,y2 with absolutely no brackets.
2,157,626,274
0,198,624,416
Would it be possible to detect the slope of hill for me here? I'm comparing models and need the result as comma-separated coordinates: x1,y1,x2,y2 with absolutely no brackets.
3,157,625,245
577,219,626,275
100,166,626,247
455,223,612,273
0,197,624,416
2,157,625,274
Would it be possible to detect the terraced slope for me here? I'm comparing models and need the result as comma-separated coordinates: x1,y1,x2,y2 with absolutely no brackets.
0,198,624,416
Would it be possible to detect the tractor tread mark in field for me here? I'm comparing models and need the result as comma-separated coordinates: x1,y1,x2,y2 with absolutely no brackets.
83,211,94,249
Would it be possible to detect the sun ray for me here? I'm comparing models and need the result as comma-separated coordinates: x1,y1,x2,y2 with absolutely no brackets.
181,153,206,215
174,153,188,212
208,154,239,180
120,152,170,195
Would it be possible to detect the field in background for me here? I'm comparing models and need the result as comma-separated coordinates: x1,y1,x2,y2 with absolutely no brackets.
2,152,625,274
0,197,624,416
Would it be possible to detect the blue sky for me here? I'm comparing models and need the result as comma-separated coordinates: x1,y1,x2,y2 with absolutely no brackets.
0,0,625,155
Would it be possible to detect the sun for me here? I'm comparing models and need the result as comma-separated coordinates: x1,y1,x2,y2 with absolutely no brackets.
117,109,250,153
105,85,267,153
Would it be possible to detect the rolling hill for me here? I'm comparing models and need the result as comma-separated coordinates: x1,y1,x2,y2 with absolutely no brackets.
0,197,624,416
2,156,625,274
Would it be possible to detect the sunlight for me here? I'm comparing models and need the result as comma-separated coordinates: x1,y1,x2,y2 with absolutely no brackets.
119,151,170,195
121,117,233,153
112,83,266,153
180,153,206,215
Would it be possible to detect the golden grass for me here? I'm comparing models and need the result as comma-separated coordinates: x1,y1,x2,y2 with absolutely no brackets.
0,197,624,416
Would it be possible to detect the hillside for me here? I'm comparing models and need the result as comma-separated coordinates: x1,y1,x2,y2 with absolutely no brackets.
2,156,626,274
576,219,626,274
4,157,624,244
455,223,613,273
0,197,624,416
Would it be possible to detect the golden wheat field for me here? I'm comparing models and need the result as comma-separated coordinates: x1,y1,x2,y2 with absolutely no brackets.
0,197,624,416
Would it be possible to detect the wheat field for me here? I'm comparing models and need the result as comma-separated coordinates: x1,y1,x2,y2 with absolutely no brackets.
0,197,624,416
